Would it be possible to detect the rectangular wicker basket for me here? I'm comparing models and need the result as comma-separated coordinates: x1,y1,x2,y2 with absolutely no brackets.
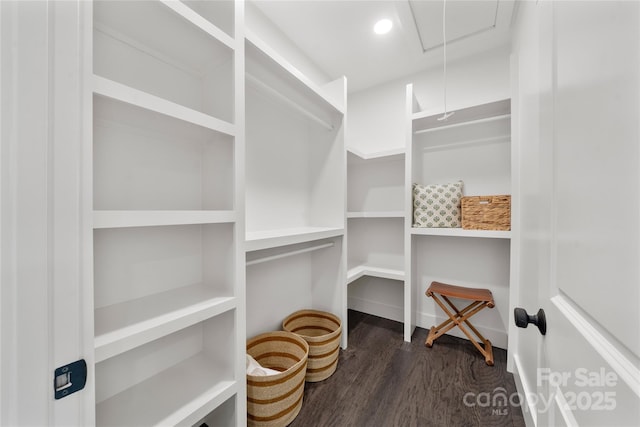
461,195,511,231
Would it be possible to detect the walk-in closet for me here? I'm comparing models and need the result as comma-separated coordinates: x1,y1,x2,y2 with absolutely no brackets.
2,1,638,426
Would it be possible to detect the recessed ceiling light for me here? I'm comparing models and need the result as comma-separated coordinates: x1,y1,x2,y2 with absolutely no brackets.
374,19,393,35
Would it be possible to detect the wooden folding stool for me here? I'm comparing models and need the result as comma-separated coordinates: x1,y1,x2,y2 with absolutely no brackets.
425,281,495,366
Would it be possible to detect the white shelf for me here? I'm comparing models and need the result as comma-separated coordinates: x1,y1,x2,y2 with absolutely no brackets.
347,265,405,284
412,98,511,133
411,227,511,239
93,75,235,136
245,227,344,252
93,210,236,229
94,285,235,363
94,0,235,123
180,1,235,40
347,211,404,219
347,147,405,162
414,114,511,135
96,353,236,427
159,0,235,50
95,0,234,54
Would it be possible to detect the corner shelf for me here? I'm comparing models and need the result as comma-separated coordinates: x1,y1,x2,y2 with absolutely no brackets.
347,146,405,162
347,265,405,284
346,144,406,341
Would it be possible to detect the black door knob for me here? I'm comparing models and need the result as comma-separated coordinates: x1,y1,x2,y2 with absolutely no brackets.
514,307,546,335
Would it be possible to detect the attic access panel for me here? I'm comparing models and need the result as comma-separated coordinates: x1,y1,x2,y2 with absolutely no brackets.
409,0,499,52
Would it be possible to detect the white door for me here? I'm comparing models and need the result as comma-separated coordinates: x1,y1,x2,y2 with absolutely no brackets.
512,1,640,426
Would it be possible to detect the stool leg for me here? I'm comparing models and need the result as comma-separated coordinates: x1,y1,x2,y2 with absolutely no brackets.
441,296,491,346
484,341,494,366
454,318,494,366
426,317,467,347
425,295,472,347
464,320,494,366
426,294,495,366
425,329,436,348
425,311,456,347
441,296,494,364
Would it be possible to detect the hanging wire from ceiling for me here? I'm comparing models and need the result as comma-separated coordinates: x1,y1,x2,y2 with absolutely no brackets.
437,0,455,121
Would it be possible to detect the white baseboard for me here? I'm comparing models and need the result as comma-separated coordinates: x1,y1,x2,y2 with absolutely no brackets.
348,296,403,323
416,310,508,349
348,296,508,349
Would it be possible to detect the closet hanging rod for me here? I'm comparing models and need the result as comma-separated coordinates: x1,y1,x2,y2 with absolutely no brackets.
246,242,334,267
414,113,511,135
246,72,334,131
420,134,510,153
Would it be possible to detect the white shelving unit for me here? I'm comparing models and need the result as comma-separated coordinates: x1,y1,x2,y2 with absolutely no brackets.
89,1,245,425
346,148,407,331
405,84,513,348
244,30,348,348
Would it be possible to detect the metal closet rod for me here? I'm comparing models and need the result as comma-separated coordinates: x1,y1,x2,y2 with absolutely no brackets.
245,72,334,131
420,134,510,152
246,242,334,267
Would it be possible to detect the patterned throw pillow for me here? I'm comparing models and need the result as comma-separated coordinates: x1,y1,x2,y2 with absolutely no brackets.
413,181,463,228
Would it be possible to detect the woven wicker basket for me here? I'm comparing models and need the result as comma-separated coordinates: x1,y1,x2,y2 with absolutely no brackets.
246,331,309,427
461,195,511,231
282,309,342,382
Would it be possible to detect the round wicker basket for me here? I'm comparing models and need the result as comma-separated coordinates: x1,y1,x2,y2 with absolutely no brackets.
282,309,342,382
246,331,309,427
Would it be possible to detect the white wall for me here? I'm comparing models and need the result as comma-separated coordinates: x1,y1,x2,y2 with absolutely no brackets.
348,45,511,154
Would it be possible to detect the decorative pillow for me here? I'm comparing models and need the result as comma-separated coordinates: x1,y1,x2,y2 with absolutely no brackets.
413,181,463,228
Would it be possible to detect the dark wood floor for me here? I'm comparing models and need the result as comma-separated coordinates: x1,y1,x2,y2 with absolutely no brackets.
290,310,526,427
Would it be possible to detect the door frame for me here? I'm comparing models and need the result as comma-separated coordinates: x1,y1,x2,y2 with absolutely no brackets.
0,1,93,425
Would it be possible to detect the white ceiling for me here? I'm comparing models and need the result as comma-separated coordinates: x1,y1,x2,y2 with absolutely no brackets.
252,0,517,93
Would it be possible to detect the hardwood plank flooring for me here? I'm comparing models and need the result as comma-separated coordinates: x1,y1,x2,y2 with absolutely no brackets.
289,310,526,427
